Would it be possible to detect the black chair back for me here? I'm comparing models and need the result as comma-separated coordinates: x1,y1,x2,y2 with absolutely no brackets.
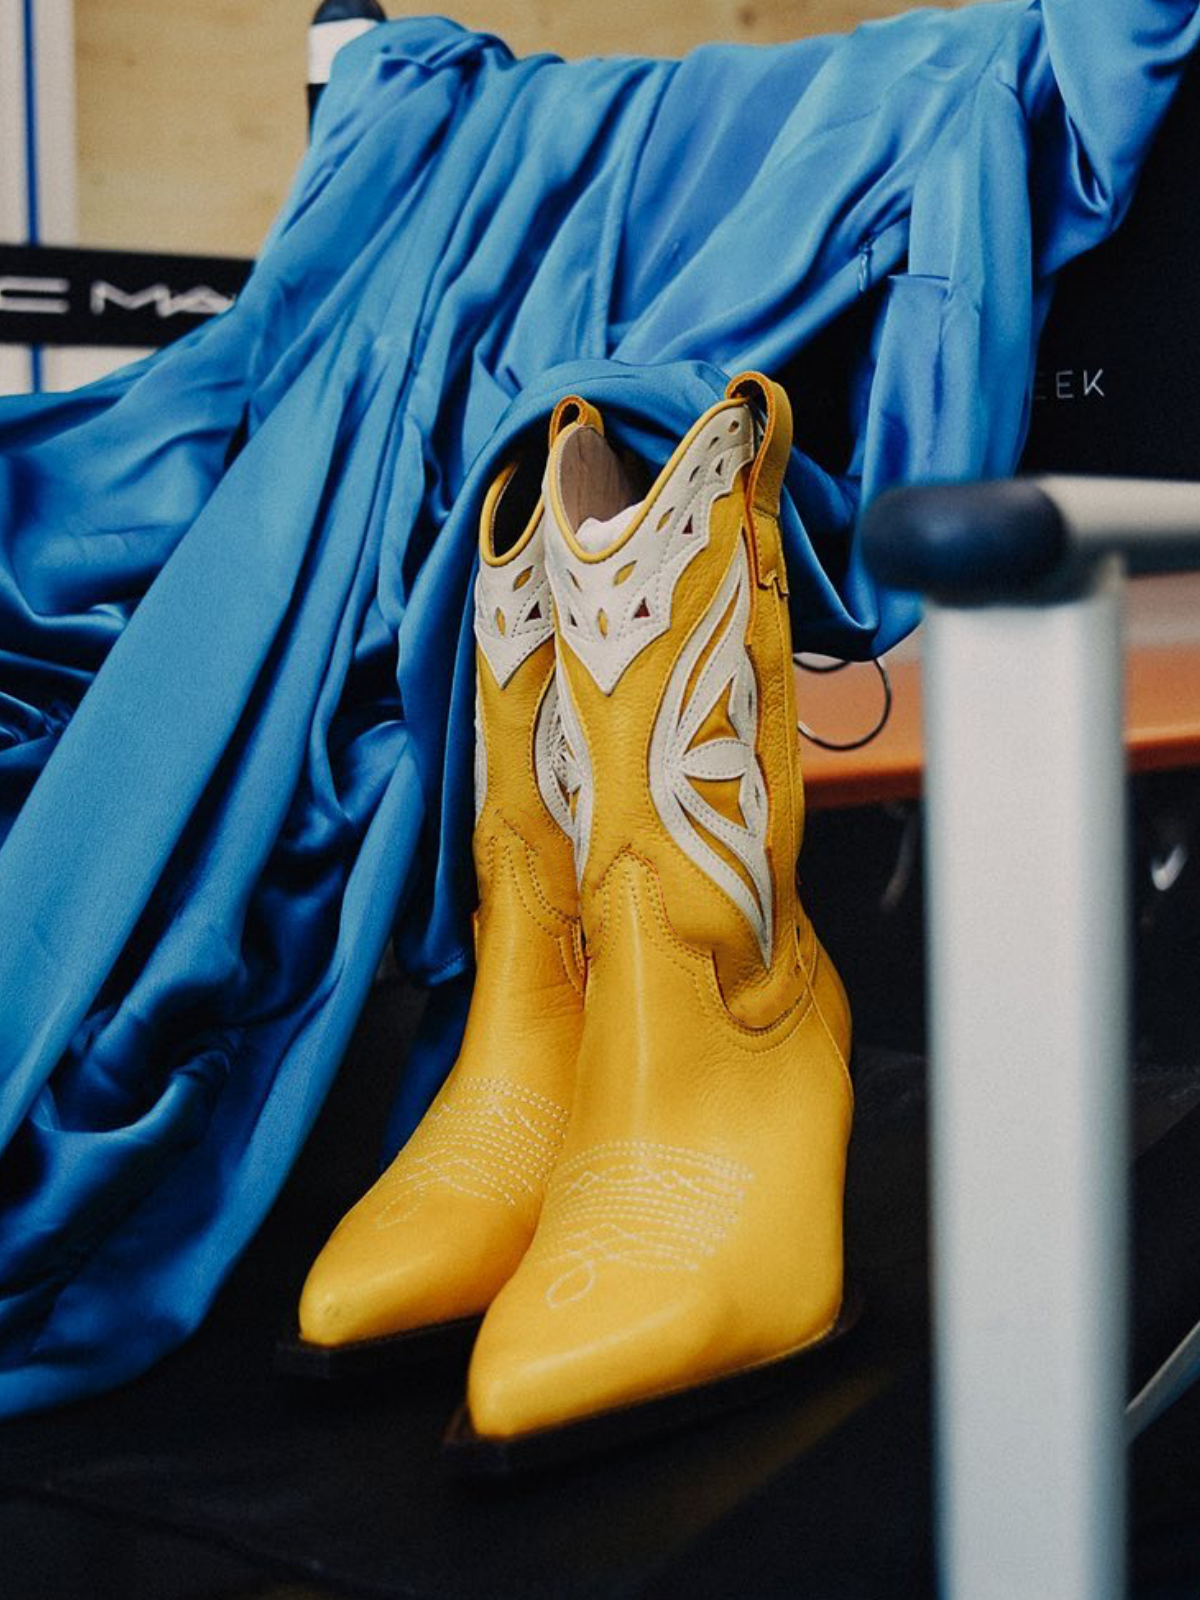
1023,55,1200,477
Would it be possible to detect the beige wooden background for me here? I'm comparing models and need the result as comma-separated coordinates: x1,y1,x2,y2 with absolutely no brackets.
76,0,977,258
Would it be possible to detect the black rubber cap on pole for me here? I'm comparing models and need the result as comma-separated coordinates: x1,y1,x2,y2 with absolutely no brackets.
861,480,1070,601
312,0,386,23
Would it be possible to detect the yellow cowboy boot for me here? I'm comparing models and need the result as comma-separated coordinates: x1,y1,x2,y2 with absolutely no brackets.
453,374,855,1459
284,401,599,1375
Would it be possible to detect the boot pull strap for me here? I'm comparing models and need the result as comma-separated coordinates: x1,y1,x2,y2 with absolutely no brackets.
724,371,793,594
549,394,604,441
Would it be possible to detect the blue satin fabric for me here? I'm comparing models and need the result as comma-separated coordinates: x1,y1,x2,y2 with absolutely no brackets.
0,3,1196,1415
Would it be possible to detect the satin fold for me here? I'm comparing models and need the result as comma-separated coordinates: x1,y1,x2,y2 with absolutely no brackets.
1,0,1196,1413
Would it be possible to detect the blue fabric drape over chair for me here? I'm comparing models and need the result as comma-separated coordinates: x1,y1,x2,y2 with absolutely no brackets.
1,0,1196,1415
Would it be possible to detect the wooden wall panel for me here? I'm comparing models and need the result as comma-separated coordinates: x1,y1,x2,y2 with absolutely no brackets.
76,0,980,256
76,0,307,255
415,0,978,60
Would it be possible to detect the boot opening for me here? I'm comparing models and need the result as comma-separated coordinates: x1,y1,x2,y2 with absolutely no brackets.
555,426,645,553
486,450,544,559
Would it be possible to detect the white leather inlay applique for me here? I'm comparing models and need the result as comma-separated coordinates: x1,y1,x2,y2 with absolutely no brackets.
546,407,755,694
533,1140,755,1309
575,504,639,553
554,661,593,881
533,676,574,840
474,666,487,823
648,539,774,965
473,516,554,687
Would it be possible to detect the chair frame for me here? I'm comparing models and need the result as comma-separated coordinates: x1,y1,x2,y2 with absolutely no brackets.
865,474,1200,1600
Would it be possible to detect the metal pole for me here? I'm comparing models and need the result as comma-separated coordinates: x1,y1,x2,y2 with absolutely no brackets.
924,556,1129,1600
0,0,34,393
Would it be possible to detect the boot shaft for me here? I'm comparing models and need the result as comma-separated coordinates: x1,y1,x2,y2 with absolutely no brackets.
472,401,603,921
544,376,811,1022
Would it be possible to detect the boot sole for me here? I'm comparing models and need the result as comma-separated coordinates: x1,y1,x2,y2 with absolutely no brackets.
274,1313,482,1379
441,1290,863,1475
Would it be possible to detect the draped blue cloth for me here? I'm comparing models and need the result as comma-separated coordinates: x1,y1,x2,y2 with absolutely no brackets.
0,2,1196,1416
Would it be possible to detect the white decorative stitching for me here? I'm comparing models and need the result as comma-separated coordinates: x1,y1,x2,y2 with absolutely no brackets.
648,539,774,965
373,1078,569,1228
474,515,554,687
546,409,755,694
531,1141,754,1308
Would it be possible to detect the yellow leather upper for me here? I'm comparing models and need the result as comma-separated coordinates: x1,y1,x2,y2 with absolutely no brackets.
297,431,586,1348
545,381,811,1027
467,375,853,1438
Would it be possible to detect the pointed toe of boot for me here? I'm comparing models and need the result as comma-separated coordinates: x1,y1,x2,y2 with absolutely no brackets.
298,1187,534,1349
296,1227,429,1349
465,1264,731,1441
297,1258,375,1349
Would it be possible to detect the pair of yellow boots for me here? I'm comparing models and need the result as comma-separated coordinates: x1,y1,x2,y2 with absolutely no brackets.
295,373,855,1466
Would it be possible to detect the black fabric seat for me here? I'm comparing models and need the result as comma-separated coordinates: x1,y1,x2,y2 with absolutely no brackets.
3,967,1200,1600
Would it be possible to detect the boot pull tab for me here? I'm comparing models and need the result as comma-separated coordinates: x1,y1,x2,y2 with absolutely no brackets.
549,395,604,442
724,371,793,595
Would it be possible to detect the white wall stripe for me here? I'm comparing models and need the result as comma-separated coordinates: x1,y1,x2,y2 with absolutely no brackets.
0,0,30,243
32,0,77,245
0,0,76,395
0,0,32,392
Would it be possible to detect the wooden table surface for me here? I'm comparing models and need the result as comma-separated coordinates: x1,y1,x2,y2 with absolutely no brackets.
801,572,1200,808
